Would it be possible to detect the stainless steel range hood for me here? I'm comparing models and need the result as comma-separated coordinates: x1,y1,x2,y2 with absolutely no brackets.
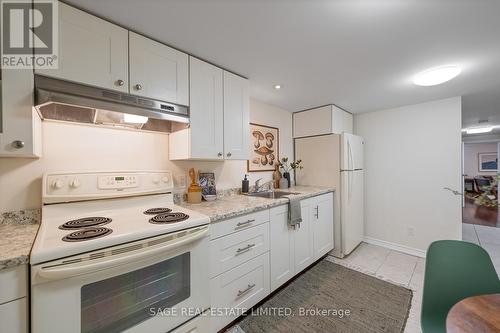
34,75,189,133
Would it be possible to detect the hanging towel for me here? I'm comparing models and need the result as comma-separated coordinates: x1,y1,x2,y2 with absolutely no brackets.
287,196,302,228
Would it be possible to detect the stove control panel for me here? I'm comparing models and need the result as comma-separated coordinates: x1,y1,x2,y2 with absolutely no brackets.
43,171,174,204
98,175,139,189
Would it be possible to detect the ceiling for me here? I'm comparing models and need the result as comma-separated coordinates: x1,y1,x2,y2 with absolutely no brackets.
65,0,500,128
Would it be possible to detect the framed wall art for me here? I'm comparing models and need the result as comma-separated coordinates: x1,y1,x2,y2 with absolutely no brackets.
247,123,279,172
478,152,498,172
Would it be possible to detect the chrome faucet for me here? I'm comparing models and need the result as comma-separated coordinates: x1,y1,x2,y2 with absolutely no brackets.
253,178,273,193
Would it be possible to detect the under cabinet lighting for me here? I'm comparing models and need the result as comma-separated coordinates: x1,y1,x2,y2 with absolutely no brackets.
123,113,148,124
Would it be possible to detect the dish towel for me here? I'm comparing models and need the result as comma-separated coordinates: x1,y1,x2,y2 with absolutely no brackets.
287,196,302,228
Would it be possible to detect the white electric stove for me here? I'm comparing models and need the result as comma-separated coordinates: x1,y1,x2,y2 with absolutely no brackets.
31,171,210,333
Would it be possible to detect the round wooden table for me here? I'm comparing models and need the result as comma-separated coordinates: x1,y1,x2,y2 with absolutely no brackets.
446,294,500,333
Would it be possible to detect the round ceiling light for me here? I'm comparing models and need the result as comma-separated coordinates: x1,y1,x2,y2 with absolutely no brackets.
274,84,281,90
413,65,461,86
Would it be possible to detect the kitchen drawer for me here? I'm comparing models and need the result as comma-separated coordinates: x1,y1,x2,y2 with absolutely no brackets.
210,253,270,333
210,223,269,278
0,265,27,304
210,210,269,240
170,312,210,333
0,297,28,333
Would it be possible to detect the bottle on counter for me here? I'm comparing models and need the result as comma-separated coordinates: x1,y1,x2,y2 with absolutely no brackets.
242,174,249,193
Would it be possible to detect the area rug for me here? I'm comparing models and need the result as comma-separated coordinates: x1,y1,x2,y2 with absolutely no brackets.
235,260,412,333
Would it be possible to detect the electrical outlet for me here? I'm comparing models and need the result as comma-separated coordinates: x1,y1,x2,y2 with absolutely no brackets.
174,174,186,188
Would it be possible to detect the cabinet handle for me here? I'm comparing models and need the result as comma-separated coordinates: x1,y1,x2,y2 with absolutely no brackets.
217,152,223,157
236,243,255,255
237,283,256,297
227,152,232,157
314,206,319,219
115,79,125,86
11,140,25,149
236,219,255,228
134,84,143,91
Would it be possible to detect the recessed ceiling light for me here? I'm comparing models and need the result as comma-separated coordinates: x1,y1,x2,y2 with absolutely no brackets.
413,65,461,86
274,84,281,90
465,126,493,135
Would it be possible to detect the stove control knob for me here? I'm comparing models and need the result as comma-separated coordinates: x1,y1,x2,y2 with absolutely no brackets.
52,179,64,189
70,179,81,188
162,176,170,183
152,177,160,184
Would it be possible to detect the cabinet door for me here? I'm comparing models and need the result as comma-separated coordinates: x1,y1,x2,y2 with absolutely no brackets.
270,205,294,292
0,298,27,333
332,105,353,134
0,68,41,157
223,71,249,160
129,32,188,105
35,3,128,92
312,193,334,260
189,57,224,159
293,105,333,138
294,198,314,272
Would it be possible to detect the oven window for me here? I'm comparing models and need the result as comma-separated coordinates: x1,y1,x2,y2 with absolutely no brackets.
81,252,190,333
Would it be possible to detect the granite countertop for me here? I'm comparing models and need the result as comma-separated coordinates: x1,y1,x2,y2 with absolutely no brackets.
0,209,40,270
180,185,335,223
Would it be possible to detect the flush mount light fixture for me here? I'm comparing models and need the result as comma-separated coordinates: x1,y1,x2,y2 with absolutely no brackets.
274,84,281,90
465,126,493,135
413,65,461,86
123,113,148,124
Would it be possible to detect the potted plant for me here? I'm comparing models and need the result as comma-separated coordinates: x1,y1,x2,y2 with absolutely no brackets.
279,157,303,188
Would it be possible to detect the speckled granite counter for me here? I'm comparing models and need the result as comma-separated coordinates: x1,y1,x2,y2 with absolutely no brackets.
0,209,40,270
179,186,335,222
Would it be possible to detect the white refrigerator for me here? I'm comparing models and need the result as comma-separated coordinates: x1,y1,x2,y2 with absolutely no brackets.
294,133,364,257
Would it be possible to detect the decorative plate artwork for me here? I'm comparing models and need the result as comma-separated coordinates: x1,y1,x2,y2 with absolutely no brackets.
248,123,279,172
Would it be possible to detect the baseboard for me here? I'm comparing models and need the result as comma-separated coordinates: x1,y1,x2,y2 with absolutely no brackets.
363,236,426,258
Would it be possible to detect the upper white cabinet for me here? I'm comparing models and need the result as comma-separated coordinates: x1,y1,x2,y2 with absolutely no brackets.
223,71,250,160
35,2,129,92
0,67,41,157
170,58,249,160
129,32,189,105
293,104,353,138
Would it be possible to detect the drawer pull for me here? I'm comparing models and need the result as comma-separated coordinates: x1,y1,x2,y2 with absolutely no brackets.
237,283,256,297
236,243,256,255
236,219,255,228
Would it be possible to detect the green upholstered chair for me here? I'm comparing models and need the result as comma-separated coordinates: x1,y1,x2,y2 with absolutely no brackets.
421,240,500,333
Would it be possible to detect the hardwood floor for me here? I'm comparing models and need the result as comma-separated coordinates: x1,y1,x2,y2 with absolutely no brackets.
463,197,500,228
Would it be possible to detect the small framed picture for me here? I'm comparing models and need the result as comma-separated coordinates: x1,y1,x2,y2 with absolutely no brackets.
478,152,498,172
247,123,279,172
198,172,217,196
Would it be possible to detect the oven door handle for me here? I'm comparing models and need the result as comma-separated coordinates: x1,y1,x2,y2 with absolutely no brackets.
34,226,209,281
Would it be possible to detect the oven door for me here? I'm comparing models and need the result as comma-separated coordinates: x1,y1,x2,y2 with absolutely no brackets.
31,226,210,333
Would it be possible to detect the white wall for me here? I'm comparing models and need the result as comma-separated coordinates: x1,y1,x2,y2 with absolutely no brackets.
463,142,498,178
354,97,462,254
0,99,292,212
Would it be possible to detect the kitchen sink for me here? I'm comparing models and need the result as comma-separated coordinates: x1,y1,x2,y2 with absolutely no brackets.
246,191,299,199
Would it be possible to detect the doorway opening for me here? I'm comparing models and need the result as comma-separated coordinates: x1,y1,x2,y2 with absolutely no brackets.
462,141,499,227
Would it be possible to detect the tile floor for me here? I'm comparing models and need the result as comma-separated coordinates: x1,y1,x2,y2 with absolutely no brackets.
327,243,424,333
462,223,500,275
230,225,500,333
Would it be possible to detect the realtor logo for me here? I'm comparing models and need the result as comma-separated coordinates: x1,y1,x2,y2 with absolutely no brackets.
1,0,58,68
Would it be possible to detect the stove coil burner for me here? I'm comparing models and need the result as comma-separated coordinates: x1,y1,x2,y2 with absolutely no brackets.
59,217,112,230
62,227,113,242
143,208,172,215
149,212,189,224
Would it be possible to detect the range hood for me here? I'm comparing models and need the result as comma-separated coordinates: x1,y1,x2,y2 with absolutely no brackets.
34,75,189,133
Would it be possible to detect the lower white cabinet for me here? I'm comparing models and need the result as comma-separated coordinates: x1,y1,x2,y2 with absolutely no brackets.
270,192,334,291
0,298,28,333
210,253,270,333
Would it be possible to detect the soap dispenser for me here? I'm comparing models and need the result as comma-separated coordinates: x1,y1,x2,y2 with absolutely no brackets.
242,174,249,193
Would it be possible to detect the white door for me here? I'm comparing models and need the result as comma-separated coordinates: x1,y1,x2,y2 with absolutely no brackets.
341,133,364,170
341,170,364,255
189,57,224,159
269,205,294,292
223,71,250,160
35,3,128,92
129,32,189,105
312,193,335,260
294,199,314,272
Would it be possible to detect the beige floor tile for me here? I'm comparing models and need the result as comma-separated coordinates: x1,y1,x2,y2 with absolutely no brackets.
376,251,418,286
